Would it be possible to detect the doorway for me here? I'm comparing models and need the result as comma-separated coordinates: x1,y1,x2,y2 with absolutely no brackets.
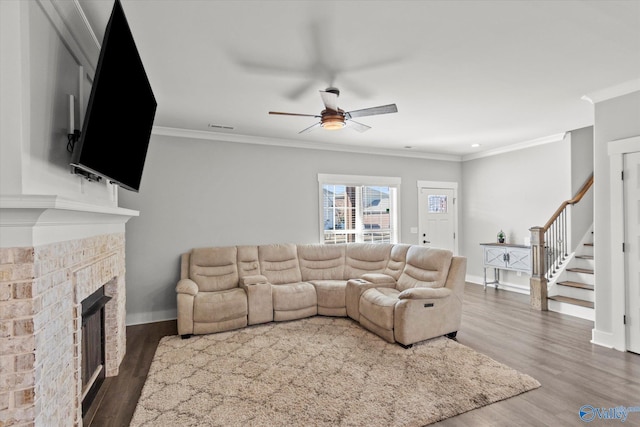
609,135,640,353
624,151,640,354
417,181,458,253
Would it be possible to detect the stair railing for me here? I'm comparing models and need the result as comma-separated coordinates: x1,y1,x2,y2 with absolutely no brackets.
529,174,593,310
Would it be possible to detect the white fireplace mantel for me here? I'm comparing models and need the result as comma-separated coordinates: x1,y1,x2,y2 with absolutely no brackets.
0,194,139,247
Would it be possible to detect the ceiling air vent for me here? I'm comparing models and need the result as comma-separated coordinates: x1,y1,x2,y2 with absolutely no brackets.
207,123,234,130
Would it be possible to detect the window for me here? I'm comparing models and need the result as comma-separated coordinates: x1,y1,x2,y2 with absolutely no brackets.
319,174,400,244
428,195,448,213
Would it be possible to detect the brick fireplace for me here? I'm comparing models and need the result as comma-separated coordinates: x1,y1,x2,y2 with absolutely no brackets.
0,196,137,426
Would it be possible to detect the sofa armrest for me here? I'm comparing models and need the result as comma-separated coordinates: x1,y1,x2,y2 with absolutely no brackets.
240,275,269,286
240,281,273,325
398,287,452,300
360,273,396,285
346,278,396,321
444,257,467,302
176,278,198,296
176,279,197,336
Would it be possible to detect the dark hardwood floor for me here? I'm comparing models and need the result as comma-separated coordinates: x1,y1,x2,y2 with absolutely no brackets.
85,284,640,426
83,319,177,426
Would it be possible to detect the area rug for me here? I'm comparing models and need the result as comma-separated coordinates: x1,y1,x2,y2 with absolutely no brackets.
130,317,540,426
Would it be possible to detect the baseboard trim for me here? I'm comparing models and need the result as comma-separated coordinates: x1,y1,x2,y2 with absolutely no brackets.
126,309,177,326
591,329,616,349
466,275,530,295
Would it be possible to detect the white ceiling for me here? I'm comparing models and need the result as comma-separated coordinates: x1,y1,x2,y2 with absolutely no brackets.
78,0,640,158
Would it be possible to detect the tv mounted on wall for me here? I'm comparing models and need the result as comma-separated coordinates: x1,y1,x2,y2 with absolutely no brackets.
71,0,157,192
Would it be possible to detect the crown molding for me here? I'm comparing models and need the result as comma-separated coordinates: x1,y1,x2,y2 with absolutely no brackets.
581,78,640,104
152,126,463,162
462,132,568,162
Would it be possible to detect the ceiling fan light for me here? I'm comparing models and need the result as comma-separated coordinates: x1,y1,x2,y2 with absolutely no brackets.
320,113,345,130
321,120,345,130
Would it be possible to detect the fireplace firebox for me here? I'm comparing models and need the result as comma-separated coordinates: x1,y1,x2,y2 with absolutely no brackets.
81,286,112,416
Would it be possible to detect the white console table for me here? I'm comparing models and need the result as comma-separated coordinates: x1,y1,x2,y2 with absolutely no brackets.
480,243,532,290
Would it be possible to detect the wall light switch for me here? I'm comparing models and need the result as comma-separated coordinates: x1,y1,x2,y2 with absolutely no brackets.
410,227,418,234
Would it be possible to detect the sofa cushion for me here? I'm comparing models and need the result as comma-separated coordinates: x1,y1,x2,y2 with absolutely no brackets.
311,280,347,309
385,243,411,280
193,288,247,323
237,245,261,279
271,282,317,311
345,243,393,278
359,287,400,331
396,246,453,291
259,244,302,285
298,244,346,281
190,247,239,292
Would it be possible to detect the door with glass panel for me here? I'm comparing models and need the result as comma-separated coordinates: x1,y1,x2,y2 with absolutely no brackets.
418,187,456,252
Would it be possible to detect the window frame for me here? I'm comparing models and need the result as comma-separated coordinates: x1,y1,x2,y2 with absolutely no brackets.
318,173,401,244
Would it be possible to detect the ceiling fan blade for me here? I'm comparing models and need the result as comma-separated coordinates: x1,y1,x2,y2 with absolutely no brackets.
319,90,339,111
346,104,398,119
269,111,319,118
299,122,321,134
346,119,371,133
286,80,317,100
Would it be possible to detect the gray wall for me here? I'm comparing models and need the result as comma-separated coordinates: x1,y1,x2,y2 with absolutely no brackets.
593,90,640,345
461,136,572,289
569,126,594,247
119,134,462,324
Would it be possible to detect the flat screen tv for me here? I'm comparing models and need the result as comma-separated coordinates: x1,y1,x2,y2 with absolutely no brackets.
71,0,157,192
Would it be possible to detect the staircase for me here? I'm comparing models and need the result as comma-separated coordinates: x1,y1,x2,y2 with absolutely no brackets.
547,229,594,321
529,174,594,319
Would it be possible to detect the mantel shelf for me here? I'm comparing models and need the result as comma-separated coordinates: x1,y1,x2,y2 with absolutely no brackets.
0,195,139,217
0,194,139,247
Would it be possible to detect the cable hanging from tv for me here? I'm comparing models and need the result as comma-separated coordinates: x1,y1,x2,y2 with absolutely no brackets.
67,94,81,153
67,129,81,153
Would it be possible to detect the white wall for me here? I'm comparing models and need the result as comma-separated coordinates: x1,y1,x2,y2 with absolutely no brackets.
0,0,25,194
461,135,572,290
0,0,114,205
119,134,462,324
593,90,640,349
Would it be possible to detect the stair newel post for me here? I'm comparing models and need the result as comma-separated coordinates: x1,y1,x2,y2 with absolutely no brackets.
529,226,548,311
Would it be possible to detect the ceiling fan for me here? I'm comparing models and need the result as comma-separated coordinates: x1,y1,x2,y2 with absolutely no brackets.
269,87,398,134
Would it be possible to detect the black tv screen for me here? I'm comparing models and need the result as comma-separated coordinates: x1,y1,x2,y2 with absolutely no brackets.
71,0,157,192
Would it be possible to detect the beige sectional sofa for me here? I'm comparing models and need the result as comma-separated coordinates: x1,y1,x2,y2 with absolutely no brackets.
176,243,467,347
